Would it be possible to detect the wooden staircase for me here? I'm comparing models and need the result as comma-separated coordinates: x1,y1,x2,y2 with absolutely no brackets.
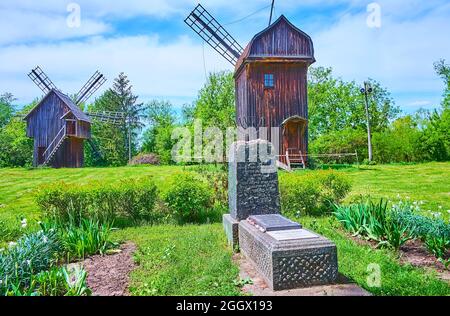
278,150,306,172
41,126,67,166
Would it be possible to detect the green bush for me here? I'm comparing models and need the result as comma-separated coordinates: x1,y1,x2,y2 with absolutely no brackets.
280,170,351,216
35,266,91,297
35,178,160,226
164,173,215,224
425,235,450,260
333,199,414,250
58,219,117,261
0,227,61,295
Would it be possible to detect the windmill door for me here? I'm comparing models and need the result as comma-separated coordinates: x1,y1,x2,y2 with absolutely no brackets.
282,119,307,164
66,119,76,136
37,147,46,165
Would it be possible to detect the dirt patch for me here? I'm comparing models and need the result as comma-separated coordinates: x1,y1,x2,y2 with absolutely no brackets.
82,242,136,296
400,240,450,282
346,233,449,283
234,254,371,296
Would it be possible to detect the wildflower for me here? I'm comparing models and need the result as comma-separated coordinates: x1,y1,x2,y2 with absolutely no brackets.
21,218,27,229
42,236,48,243
26,260,32,266
8,242,17,249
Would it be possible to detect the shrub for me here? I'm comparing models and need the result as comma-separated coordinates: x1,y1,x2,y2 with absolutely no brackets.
58,219,117,261
164,173,215,224
0,227,60,295
334,199,413,250
280,170,351,216
425,235,450,260
129,153,160,166
35,178,160,226
391,204,450,240
35,266,91,296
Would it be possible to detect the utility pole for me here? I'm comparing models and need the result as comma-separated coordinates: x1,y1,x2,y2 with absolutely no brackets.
361,81,373,162
269,0,275,26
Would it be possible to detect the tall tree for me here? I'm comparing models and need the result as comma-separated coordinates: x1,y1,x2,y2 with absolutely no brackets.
0,93,16,128
111,73,145,162
86,73,145,165
86,90,127,166
0,102,34,167
308,67,400,140
434,59,450,109
187,71,235,129
141,100,178,164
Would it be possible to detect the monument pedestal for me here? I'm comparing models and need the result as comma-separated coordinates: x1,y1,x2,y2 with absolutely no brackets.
239,220,338,291
223,214,239,251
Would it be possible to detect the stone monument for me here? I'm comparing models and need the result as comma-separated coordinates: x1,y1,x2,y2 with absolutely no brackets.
223,139,338,291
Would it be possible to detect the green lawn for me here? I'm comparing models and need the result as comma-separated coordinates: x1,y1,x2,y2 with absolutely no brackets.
342,163,450,216
1,162,449,296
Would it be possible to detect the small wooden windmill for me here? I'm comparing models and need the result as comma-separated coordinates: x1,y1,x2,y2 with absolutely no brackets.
185,3,315,168
24,66,125,168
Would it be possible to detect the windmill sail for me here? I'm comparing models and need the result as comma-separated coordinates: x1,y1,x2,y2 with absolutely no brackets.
75,71,107,105
87,111,126,126
28,66,58,94
185,4,244,65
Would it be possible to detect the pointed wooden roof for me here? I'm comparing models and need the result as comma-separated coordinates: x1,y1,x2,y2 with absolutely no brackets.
24,89,92,123
235,15,315,74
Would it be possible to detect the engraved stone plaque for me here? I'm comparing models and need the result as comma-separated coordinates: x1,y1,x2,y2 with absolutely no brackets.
267,229,319,241
248,214,302,232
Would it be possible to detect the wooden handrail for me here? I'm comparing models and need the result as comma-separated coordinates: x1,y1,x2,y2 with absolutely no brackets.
43,125,66,157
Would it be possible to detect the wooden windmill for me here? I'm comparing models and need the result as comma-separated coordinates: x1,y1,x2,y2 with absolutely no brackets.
24,66,125,168
185,4,315,168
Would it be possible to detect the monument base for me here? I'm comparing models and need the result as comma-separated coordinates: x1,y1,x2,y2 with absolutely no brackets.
223,214,240,251
239,220,338,291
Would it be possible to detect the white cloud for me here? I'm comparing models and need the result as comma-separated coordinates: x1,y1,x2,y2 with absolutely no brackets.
0,0,449,113
312,1,450,105
0,8,110,45
0,35,230,106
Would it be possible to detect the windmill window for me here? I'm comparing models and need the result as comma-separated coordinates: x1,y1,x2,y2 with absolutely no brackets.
264,74,274,88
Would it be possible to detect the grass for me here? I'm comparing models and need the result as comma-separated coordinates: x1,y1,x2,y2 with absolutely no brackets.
341,163,450,217
1,162,450,295
112,224,242,296
300,216,449,296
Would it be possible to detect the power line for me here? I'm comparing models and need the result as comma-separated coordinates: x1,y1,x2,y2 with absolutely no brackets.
223,4,272,26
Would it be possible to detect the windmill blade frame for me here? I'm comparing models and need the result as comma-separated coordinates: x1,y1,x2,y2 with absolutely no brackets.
185,4,244,65
28,66,58,95
76,71,107,105
87,111,126,126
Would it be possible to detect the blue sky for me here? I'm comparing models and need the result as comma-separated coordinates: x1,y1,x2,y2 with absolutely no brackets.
0,0,449,114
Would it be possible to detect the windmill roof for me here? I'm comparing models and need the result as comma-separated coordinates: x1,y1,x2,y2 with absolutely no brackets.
24,89,92,123
235,15,315,74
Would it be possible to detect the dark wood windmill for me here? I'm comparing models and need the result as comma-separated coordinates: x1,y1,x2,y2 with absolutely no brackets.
24,66,125,168
185,4,315,168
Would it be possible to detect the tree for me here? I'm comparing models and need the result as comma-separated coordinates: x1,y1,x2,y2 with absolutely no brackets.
86,90,127,166
308,67,400,141
0,103,34,167
434,59,450,109
86,73,145,166
187,71,235,129
0,93,16,128
141,100,178,164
